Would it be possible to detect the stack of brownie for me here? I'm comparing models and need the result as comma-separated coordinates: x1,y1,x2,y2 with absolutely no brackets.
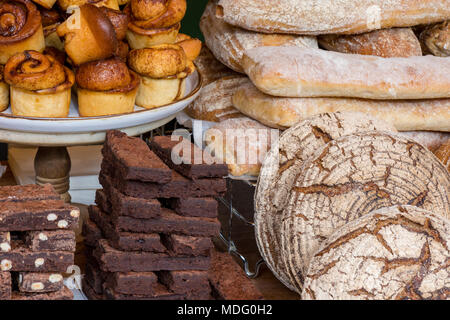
82,130,229,300
0,184,79,300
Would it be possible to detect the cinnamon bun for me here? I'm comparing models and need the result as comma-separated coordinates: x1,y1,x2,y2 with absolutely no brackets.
76,57,140,117
57,4,118,66
127,44,194,109
99,6,129,40
130,0,186,29
4,50,74,117
0,65,9,112
0,0,45,64
57,0,119,11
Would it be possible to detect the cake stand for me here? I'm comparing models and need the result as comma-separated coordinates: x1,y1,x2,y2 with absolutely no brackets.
0,71,202,202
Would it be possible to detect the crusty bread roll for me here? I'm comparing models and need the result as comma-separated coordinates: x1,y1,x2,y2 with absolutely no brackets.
217,0,450,35
420,21,450,57
0,65,9,112
5,51,74,117
399,131,450,152
76,57,140,117
232,82,450,132
201,0,317,73
57,4,118,66
185,76,248,122
194,47,238,86
319,28,422,57
434,139,450,171
0,0,45,65
204,117,278,177
242,47,450,100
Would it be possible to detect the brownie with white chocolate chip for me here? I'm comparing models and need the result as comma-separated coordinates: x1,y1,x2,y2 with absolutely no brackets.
25,230,76,252
18,272,64,293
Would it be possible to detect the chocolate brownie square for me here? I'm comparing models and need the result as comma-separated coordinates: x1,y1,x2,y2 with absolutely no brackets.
100,163,227,199
158,270,211,300
0,271,11,300
162,234,212,257
165,198,218,218
0,200,79,232
25,230,76,252
18,272,64,293
0,242,74,272
104,272,160,296
149,135,228,179
88,208,166,253
82,278,104,300
103,130,172,183
94,240,210,272
103,283,185,300
96,188,161,220
90,204,220,238
11,285,73,300
208,250,263,300
0,232,10,252
0,184,59,203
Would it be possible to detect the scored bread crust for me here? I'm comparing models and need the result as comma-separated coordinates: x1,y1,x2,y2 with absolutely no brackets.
302,205,450,300
278,131,450,293
217,0,450,35
254,112,397,291
185,76,248,122
420,21,450,57
193,47,238,86
318,28,422,58
232,82,450,131
242,46,450,100
434,139,450,172
200,0,317,73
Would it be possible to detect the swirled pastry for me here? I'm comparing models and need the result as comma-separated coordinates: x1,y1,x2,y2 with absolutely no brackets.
4,50,74,117
57,4,118,66
129,0,186,29
127,44,193,109
0,0,45,64
0,65,9,112
76,57,140,117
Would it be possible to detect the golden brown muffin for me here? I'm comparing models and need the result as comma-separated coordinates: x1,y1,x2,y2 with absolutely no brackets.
57,0,119,11
0,0,45,64
130,0,186,29
434,139,450,171
57,4,118,66
4,51,74,117
99,6,129,41
0,65,9,112
76,57,140,116
175,33,202,61
31,0,57,9
128,45,194,109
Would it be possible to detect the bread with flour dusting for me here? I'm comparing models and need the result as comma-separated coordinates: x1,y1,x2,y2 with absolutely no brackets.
242,46,450,100
232,82,450,131
217,0,450,35
200,0,317,73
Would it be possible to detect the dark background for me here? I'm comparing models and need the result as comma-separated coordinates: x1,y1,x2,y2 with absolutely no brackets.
0,0,209,161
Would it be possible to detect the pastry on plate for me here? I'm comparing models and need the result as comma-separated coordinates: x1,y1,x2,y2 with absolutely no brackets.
76,57,140,117
0,0,45,64
4,50,74,117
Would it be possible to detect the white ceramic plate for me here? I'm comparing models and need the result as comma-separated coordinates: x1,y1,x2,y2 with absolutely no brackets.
0,70,201,134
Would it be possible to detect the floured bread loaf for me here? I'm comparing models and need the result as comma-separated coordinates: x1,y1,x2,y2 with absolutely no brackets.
204,117,278,177
302,205,450,300
232,82,450,131
318,28,422,57
399,131,450,152
420,21,450,57
434,139,450,171
217,0,450,35
242,47,450,100
201,0,317,73
185,76,249,122
194,47,238,86
255,112,396,291
279,131,450,293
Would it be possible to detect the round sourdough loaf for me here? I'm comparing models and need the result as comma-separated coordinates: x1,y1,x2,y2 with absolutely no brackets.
434,139,450,172
254,112,397,291
279,131,450,293
302,205,450,300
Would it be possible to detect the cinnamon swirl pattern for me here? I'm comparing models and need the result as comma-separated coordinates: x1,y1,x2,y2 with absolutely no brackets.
0,0,45,64
4,50,74,117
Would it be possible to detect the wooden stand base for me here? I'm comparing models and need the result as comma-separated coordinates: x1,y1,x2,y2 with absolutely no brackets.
34,146,71,203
